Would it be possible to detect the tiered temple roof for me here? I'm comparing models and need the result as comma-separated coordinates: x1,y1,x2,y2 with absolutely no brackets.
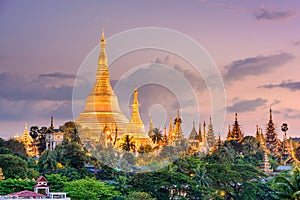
226,113,243,141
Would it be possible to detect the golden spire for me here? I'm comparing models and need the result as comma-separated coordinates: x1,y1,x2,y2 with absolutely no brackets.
148,115,154,137
256,125,260,138
168,116,173,141
203,120,206,138
126,88,151,147
98,28,108,66
131,89,141,120
198,123,202,142
50,116,54,129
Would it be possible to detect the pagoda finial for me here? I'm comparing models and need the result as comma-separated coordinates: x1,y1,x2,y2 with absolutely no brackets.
269,108,272,121
193,121,195,129
133,88,139,105
101,27,106,47
50,116,54,128
98,27,108,66
209,116,212,124
235,113,238,121
25,122,28,130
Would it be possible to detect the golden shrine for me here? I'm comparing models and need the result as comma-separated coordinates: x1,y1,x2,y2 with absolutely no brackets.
76,29,129,140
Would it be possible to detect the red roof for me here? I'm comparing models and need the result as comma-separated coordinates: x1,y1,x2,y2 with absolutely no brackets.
36,176,47,183
7,190,45,197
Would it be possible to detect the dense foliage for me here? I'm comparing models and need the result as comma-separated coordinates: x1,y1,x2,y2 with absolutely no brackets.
0,123,297,199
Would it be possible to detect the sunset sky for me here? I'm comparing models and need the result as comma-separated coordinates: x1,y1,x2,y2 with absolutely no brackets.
1,0,300,139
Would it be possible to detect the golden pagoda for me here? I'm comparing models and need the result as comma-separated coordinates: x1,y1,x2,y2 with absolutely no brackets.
255,125,267,151
125,89,152,147
226,113,243,141
188,122,201,152
76,29,129,139
168,116,174,142
172,110,185,148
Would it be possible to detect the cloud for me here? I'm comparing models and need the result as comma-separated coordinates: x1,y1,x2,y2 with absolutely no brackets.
292,40,300,46
0,99,72,121
0,72,73,101
227,98,267,113
259,80,300,91
254,8,296,21
39,72,76,79
282,108,300,119
154,56,207,93
224,53,294,83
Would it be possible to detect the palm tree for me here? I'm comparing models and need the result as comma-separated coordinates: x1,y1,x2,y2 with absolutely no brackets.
150,128,163,145
193,166,212,188
38,150,57,173
119,135,136,152
241,136,258,155
272,166,300,199
217,146,235,162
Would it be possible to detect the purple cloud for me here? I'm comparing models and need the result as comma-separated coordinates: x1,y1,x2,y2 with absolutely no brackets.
224,53,294,83
254,8,296,21
259,80,300,91
227,98,267,113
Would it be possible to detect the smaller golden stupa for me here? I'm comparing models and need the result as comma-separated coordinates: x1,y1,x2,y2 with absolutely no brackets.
125,89,152,147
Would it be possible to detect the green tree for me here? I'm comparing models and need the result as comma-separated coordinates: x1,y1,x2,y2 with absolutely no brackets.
206,164,264,200
127,191,156,200
0,179,35,195
3,139,26,155
272,166,300,200
119,135,136,152
63,178,120,200
29,126,47,155
0,154,28,179
45,174,68,192
150,128,163,145
241,136,259,155
38,149,57,173
192,166,212,188
60,121,81,144
62,141,87,169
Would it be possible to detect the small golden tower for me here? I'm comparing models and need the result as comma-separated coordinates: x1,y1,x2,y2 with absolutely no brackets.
126,89,152,147
226,113,243,141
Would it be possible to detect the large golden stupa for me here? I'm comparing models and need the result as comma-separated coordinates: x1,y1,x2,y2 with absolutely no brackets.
76,29,129,138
